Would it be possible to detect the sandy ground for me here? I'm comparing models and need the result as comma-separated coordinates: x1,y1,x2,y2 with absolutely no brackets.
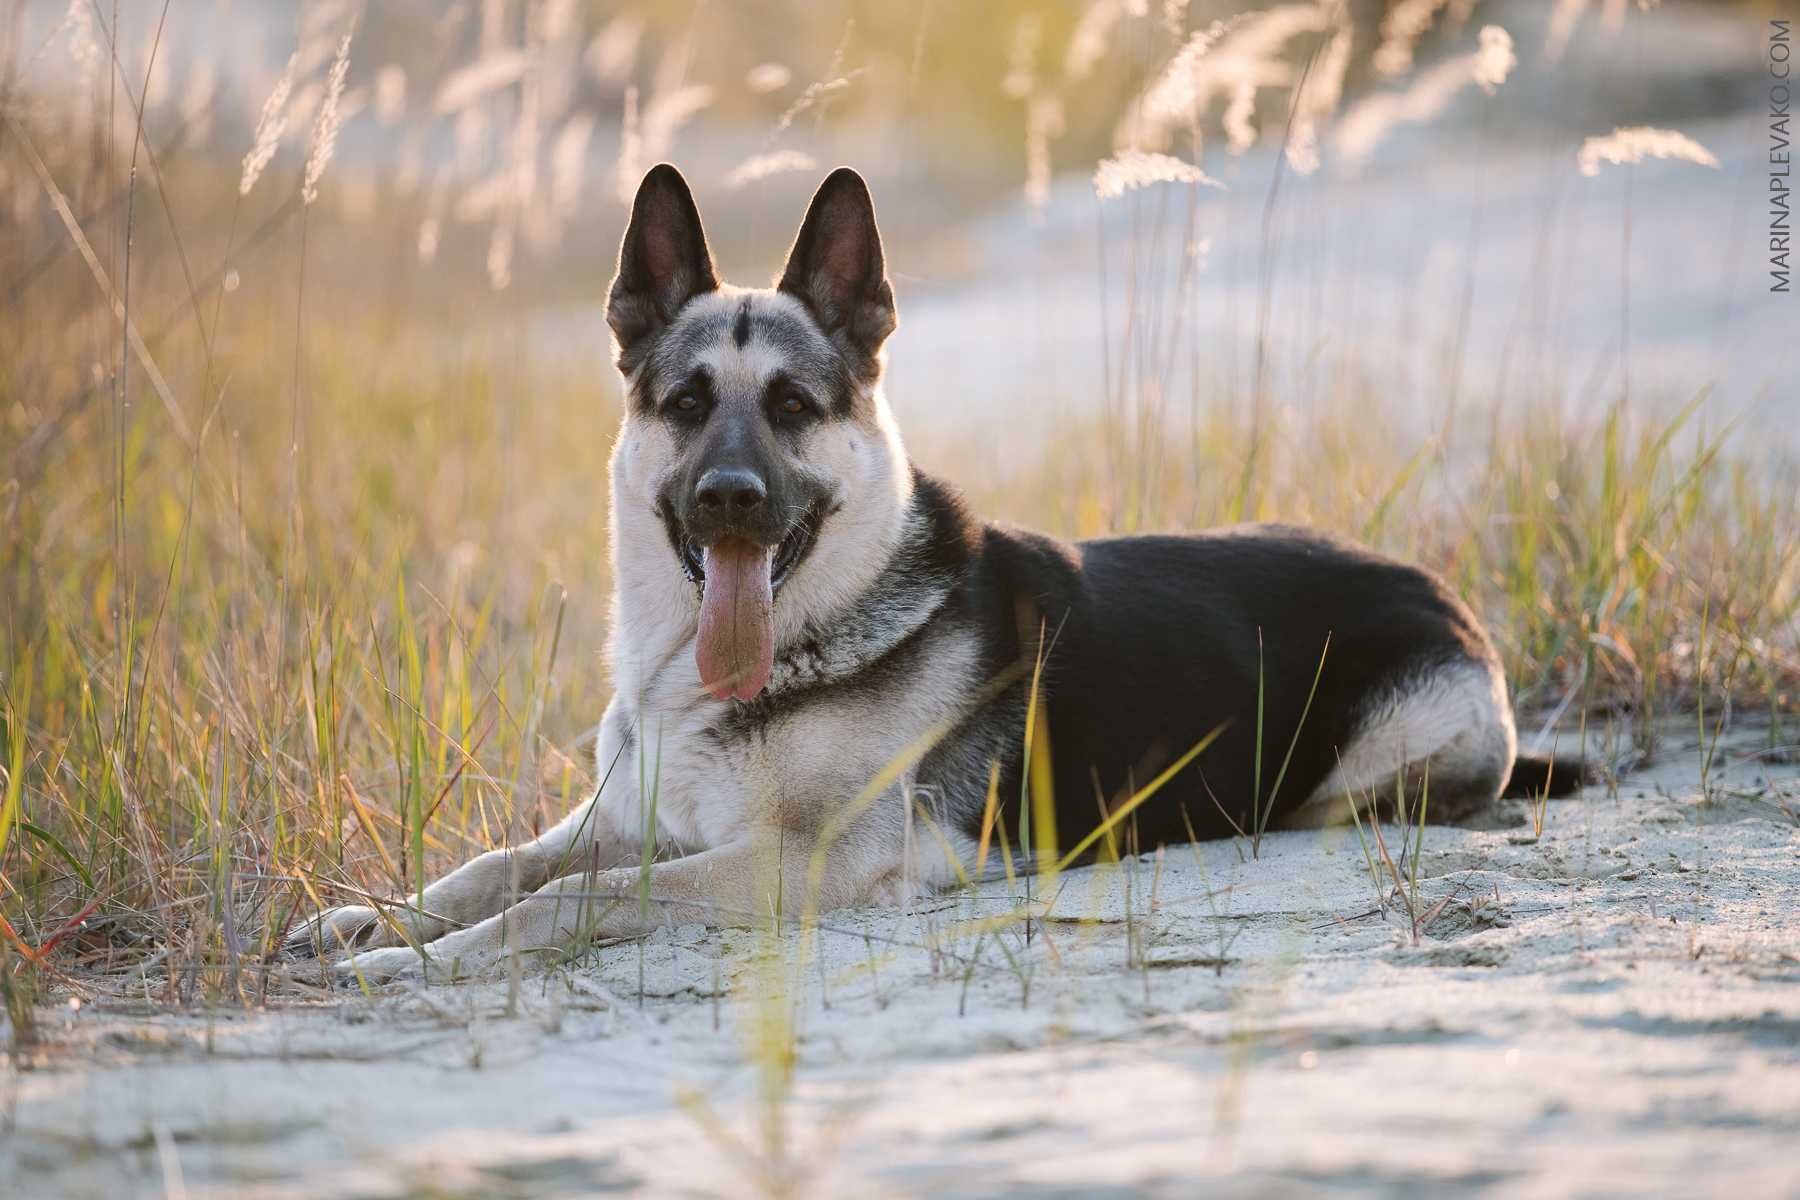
3,728,1798,1199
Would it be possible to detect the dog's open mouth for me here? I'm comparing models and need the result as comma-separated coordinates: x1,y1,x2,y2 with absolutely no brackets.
677,505,820,594
670,502,823,702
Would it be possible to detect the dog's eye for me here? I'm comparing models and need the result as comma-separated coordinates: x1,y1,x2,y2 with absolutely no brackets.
671,393,698,413
779,394,807,415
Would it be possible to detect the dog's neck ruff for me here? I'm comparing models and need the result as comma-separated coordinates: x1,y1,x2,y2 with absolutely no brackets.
755,488,958,700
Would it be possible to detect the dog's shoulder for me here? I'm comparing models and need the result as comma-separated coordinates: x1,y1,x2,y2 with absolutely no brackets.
909,473,1085,660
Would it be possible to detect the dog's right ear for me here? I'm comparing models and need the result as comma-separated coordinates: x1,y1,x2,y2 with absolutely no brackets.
607,163,719,371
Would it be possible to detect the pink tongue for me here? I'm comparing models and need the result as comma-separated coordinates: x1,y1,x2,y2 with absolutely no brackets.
696,539,776,701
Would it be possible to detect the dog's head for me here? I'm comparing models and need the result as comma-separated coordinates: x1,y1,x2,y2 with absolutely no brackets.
605,164,910,703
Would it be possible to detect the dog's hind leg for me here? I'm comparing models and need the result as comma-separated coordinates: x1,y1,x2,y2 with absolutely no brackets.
1285,661,1516,829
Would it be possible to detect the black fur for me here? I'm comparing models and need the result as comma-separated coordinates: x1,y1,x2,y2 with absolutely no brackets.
855,473,1556,851
1501,755,1588,798
732,297,752,348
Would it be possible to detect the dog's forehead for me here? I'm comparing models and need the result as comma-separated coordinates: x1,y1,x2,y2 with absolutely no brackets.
651,289,836,394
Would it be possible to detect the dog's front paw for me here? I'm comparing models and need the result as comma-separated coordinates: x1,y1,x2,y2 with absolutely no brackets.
334,934,507,987
283,904,390,958
332,945,430,988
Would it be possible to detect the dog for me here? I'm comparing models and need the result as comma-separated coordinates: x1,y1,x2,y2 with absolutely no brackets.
287,164,1583,982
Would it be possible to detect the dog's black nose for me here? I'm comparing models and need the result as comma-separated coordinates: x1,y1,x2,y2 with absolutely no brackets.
695,467,767,515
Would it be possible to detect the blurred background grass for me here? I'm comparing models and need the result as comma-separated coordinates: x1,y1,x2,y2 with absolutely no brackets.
0,0,1794,1008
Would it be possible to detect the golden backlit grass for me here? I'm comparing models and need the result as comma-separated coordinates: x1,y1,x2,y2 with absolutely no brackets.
2,0,1796,1032
5,253,1795,1020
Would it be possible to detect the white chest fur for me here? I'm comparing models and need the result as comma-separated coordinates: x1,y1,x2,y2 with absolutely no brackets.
591,617,985,863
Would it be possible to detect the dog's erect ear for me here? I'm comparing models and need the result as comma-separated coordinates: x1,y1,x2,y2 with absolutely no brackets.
607,163,719,370
777,167,897,373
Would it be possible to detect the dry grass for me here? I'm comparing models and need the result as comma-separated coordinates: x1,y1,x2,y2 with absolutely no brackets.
4,270,1792,1013
1,0,1795,1047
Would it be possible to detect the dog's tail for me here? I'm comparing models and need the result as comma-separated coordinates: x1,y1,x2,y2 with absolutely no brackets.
1501,754,1589,799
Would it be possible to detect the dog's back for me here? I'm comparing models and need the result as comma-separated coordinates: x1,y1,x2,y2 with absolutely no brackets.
946,515,1548,848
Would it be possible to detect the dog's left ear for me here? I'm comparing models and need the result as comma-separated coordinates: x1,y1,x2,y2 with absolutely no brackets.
778,167,897,374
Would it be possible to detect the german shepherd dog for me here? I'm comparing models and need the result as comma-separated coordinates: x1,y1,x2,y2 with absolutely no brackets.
288,165,1582,982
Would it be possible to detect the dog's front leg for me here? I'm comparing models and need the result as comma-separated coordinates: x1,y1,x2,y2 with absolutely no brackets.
285,796,633,959
337,831,877,984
